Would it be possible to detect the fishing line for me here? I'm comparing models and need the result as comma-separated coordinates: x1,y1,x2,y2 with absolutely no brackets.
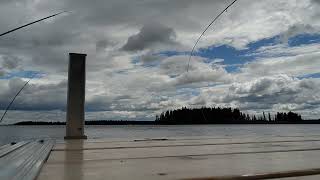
0,73,37,123
186,0,238,72
186,0,239,121
0,11,69,37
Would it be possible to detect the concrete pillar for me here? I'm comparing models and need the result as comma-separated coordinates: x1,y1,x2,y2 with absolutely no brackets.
65,53,87,139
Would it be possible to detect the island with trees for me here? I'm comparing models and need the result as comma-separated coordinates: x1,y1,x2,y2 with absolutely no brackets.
155,107,312,124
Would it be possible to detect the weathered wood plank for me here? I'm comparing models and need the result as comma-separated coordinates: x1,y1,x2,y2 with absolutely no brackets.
0,140,54,180
53,136,320,151
38,150,320,180
38,137,320,180
48,141,320,162
0,141,29,158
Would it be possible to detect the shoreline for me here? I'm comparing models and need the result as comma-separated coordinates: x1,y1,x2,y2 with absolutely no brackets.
9,120,320,125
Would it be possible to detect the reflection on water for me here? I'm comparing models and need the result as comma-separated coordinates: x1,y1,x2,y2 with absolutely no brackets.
1,124,320,145
64,140,84,180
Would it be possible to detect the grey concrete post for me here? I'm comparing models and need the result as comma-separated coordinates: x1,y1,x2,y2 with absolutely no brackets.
65,53,87,139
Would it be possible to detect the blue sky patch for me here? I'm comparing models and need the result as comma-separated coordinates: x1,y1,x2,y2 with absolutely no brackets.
298,72,320,79
135,33,320,73
157,51,186,57
0,70,44,79
154,36,279,73
224,64,242,73
288,33,320,47
131,56,141,65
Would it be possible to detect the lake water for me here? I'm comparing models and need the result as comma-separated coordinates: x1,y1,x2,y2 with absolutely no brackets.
1,124,320,146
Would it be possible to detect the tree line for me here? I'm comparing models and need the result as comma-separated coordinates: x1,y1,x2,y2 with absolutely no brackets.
13,107,320,125
14,120,155,125
155,107,304,124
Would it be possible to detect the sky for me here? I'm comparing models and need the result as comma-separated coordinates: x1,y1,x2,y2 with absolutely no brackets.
0,0,320,123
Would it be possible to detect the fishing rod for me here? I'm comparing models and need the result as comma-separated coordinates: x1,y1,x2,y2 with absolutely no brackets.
0,74,37,123
186,0,239,121
186,0,238,72
0,11,69,123
0,11,69,37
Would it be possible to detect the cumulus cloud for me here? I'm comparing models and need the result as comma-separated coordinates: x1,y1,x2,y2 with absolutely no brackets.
0,0,320,122
312,0,320,4
0,78,67,110
121,23,178,51
280,24,319,43
1,55,20,69
95,39,114,52
0,55,21,77
139,51,165,65
225,75,320,112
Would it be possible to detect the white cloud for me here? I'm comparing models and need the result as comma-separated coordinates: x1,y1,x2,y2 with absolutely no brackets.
0,0,320,122
239,43,320,79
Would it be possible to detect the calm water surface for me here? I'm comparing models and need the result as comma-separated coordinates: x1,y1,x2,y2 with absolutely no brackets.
1,124,320,146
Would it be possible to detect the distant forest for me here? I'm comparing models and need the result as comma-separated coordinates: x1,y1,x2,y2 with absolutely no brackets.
13,107,320,125
155,107,319,124
14,120,155,125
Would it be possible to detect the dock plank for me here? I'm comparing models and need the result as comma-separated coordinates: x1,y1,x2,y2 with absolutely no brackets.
0,141,29,158
38,137,320,180
53,136,320,151
0,140,54,180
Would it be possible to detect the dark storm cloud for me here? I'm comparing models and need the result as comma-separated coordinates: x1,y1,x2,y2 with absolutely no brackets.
312,0,320,4
60,0,224,28
96,39,114,52
1,55,20,69
121,23,177,51
0,78,67,110
139,52,165,65
0,19,79,49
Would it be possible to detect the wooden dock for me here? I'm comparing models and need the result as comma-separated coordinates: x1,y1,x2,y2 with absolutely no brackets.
34,136,320,180
0,140,54,180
